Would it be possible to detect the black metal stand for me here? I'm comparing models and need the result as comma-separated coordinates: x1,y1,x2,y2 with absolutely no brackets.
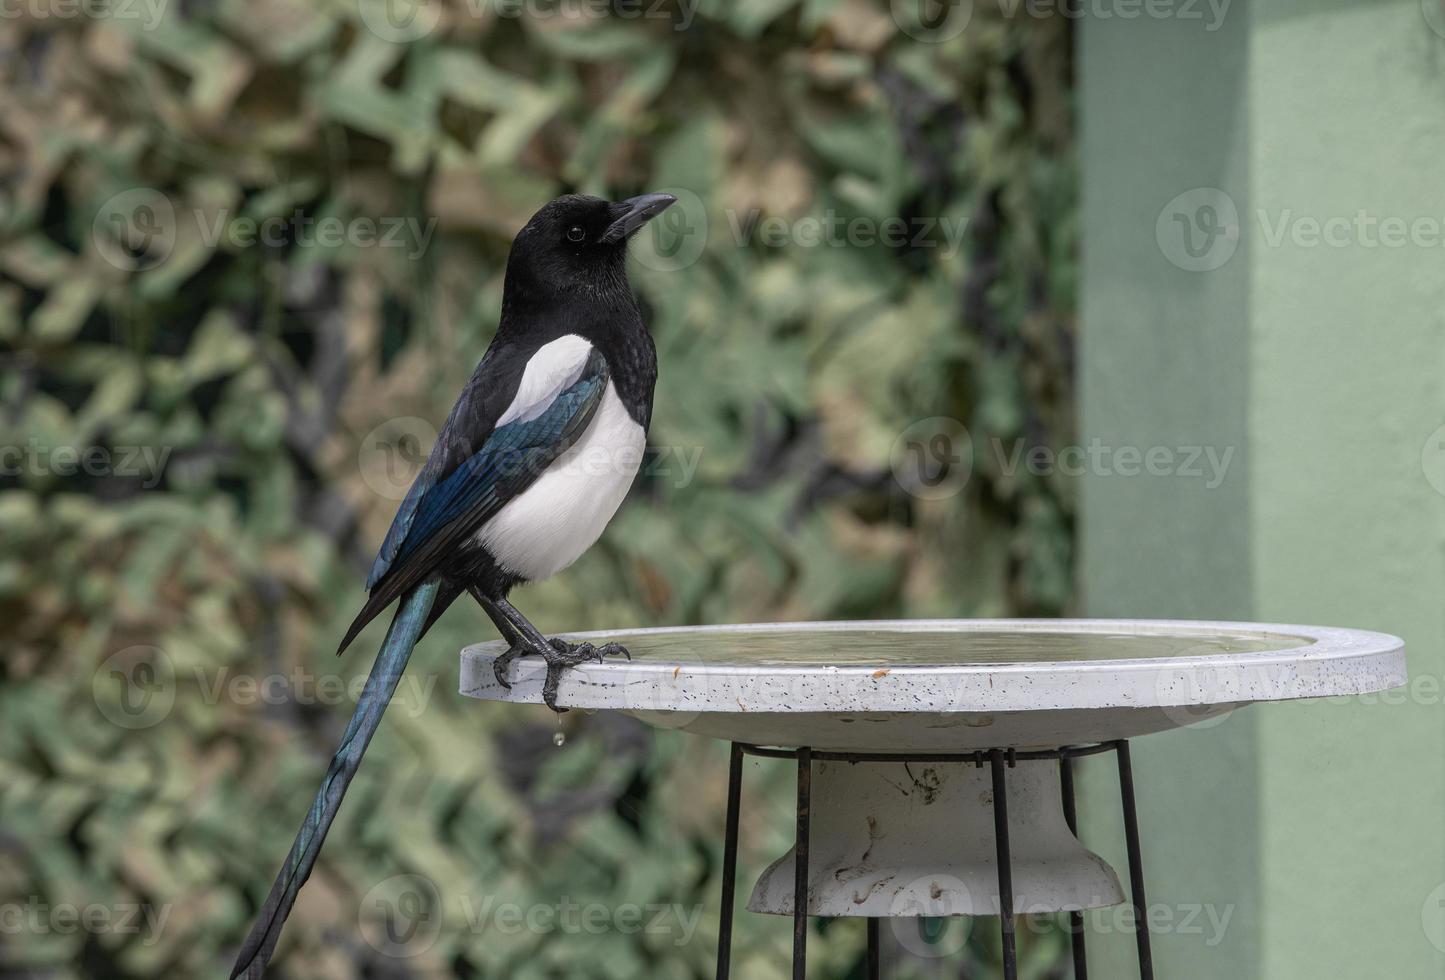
713,740,1155,980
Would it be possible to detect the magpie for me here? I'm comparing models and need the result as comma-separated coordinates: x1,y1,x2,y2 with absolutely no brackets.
229,192,676,979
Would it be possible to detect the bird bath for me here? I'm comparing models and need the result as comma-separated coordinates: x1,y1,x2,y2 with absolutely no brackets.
460,620,1405,978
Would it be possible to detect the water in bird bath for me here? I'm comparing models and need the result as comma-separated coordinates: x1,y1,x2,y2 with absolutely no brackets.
587,624,1314,667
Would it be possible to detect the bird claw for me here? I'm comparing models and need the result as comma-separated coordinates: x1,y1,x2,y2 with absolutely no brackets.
492,636,630,712
540,639,632,713
492,640,526,690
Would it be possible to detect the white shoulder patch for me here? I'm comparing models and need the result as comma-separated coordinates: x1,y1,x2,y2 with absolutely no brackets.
496,334,596,427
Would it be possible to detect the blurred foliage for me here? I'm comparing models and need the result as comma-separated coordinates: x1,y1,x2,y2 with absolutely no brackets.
0,0,1076,977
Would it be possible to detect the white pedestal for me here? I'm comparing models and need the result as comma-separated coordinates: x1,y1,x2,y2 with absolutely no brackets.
746,758,1123,918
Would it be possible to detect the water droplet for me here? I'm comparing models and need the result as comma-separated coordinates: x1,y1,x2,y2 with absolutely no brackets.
553,730,566,748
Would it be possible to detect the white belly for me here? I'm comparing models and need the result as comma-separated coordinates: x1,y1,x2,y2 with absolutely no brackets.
473,382,646,581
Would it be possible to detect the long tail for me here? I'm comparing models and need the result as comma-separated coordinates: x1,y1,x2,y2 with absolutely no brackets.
230,579,443,979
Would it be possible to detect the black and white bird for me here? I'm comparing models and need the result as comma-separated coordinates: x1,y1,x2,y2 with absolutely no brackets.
230,192,676,979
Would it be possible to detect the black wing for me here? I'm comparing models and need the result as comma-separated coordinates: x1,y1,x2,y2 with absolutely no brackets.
337,346,609,653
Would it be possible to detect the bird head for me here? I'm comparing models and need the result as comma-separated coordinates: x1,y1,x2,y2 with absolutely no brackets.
504,193,677,299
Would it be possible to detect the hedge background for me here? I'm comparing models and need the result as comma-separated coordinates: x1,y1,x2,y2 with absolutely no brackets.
0,1,1077,976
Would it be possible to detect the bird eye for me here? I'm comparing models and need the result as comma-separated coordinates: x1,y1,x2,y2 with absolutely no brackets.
566,226,585,243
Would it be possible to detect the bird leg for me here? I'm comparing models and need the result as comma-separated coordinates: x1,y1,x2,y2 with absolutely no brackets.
470,588,525,690
468,588,630,712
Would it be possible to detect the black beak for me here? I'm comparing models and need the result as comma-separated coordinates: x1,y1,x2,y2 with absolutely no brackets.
601,193,677,243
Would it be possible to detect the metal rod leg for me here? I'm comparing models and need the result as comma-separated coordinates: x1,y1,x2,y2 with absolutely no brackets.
990,750,1018,980
793,747,812,980
1115,741,1155,980
716,743,744,980
866,917,880,980
1059,755,1089,979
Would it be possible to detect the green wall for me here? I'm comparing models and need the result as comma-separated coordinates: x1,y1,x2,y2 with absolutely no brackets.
1080,1,1445,976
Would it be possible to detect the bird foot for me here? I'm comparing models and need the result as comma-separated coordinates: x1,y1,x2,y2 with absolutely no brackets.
491,637,630,713
492,640,526,690
541,639,630,713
